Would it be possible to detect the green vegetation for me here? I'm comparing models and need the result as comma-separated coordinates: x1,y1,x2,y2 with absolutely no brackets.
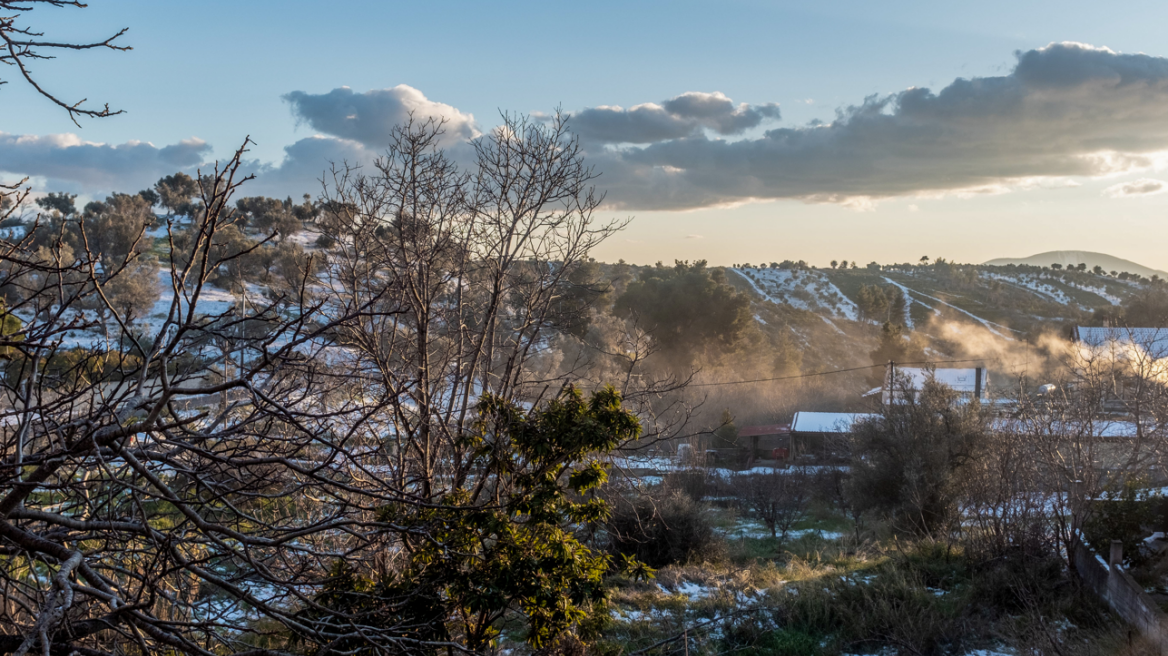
597,534,1148,656
615,260,754,365
305,386,643,651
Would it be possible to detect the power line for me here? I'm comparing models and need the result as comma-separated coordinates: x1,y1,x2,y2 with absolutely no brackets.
686,358,990,388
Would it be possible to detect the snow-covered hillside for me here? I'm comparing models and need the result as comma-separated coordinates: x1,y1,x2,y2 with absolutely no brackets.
731,267,862,322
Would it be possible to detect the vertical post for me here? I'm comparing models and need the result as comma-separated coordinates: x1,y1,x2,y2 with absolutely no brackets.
974,367,983,402
1111,539,1124,568
886,360,895,404
1071,480,1084,534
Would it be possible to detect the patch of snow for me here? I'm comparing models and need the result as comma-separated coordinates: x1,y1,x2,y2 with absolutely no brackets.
881,278,922,327
731,268,863,322
788,528,845,540
889,279,1015,339
819,314,846,335
1067,281,1122,305
672,581,713,600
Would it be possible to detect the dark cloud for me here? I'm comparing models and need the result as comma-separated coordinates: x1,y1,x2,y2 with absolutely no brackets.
1103,178,1167,198
570,91,780,144
283,85,477,148
11,44,1168,210
593,43,1168,210
0,133,210,193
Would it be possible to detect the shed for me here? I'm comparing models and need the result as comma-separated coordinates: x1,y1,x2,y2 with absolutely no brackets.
737,423,791,459
790,411,877,459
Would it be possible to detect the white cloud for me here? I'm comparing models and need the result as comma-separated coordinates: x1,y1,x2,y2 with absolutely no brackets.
283,85,478,148
243,135,374,197
0,133,210,194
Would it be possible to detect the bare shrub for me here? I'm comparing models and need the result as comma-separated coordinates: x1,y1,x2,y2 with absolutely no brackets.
663,467,715,501
732,467,810,540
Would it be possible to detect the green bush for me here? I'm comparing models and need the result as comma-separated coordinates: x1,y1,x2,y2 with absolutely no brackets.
606,491,722,568
720,626,821,656
1083,480,1159,568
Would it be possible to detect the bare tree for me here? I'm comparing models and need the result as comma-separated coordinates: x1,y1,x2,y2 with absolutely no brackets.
1011,328,1168,562
0,143,403,654
732,467,810,540
315,113,626,496
0,0,129,123
0,112,657,654
1,1,130,224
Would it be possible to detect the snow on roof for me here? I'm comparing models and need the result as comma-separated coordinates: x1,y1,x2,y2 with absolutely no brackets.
791,411,877,433
994,417,1140,439
1074,327,1168,358
894,367,984,392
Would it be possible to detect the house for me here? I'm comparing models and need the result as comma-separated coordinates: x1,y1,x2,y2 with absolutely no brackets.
883,365,988,404
1073,326,1168,360
1072,327,1168,401
993,417,1140,442
790,411,877,460
737,423,790,459
790,411,877,436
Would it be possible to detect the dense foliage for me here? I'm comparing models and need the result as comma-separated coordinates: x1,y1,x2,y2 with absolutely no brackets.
305,386,641,652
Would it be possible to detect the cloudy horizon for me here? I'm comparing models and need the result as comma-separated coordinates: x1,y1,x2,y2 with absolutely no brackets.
5,1,1168,270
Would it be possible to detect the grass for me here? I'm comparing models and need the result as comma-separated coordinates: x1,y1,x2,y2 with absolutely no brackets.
594,535,1152,656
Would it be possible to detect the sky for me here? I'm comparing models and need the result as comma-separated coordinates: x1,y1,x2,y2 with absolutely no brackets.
4,0,1168,269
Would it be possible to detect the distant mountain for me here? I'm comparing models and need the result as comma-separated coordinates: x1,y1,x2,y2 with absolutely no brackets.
983,251,1168,279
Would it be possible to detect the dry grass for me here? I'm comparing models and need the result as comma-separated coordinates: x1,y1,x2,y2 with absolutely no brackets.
588,537,1147,656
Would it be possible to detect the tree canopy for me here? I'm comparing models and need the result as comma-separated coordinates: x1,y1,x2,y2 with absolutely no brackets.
614,260,753,364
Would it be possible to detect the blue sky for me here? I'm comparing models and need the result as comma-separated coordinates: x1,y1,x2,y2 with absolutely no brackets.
5,0,1168,268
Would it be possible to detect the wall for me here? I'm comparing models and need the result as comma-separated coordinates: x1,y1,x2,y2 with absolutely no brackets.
1075,539,1168,654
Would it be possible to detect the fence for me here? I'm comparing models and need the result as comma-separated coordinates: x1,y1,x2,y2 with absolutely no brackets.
1075,537,1168,653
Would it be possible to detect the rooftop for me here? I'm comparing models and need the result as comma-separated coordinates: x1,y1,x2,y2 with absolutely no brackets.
892,367,985,393
791,411,878,433
737,423,791,437
1073,326,1168,358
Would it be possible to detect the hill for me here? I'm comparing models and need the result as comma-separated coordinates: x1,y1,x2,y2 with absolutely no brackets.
721,259,1153,396
984,250,1168,279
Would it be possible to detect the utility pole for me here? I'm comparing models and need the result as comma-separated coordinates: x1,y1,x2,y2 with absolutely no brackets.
887,359,896,404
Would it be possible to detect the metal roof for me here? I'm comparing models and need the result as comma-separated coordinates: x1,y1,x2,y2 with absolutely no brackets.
791,411,877,433
892,367,984,393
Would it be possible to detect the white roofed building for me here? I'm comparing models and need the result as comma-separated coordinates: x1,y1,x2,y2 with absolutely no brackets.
1073,326,1168,359
883,365,988,404
789,411,878,461
790,411,877,434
